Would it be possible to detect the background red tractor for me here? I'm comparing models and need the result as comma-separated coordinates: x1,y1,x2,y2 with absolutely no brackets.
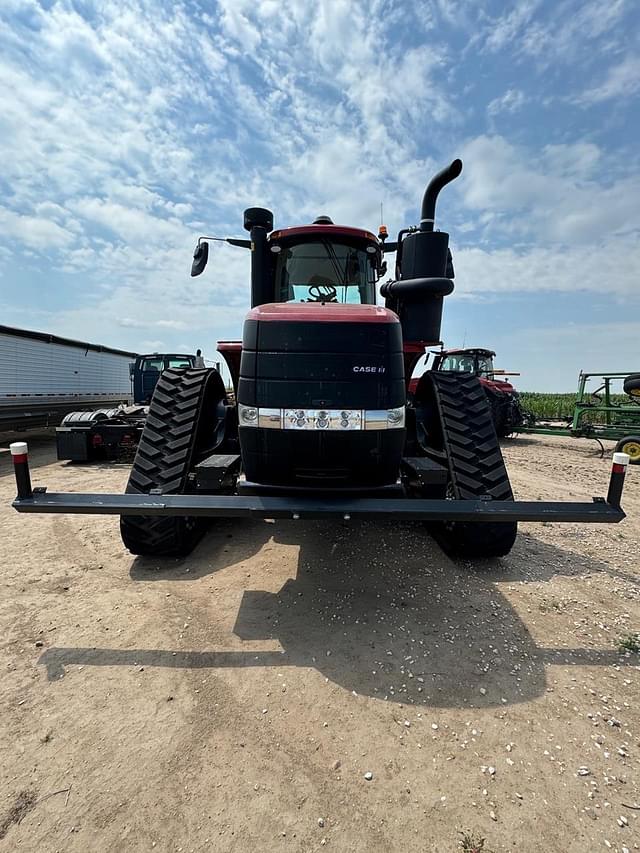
409,348,525,437
433,348,525,437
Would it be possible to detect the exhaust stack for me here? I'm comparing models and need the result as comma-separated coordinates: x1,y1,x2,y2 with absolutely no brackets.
381,158,462,345
420,158,463,232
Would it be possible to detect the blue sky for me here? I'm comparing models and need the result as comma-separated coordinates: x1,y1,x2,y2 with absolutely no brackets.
0,0,638,391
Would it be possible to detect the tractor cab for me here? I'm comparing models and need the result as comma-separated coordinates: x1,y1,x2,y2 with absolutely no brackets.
433,348,497,380
267,223,382,306
429,347,525,437
431,348,520,391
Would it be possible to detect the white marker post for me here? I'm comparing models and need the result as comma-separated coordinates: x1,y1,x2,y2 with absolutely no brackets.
10,442,33,500
607,452,630,509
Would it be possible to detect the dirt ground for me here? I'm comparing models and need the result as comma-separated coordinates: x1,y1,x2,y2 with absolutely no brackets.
1,432,639,853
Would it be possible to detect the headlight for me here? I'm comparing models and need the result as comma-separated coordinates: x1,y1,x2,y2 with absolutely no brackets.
283,409,365,430
258,408,282,429
238,404,258,426
239,406,405,430
364,407,405,430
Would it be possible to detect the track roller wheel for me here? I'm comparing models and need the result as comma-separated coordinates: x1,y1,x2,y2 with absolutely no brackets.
415,371,518,559
120,368,228,557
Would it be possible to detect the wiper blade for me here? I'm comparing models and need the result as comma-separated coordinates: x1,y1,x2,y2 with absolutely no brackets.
321,240,346,284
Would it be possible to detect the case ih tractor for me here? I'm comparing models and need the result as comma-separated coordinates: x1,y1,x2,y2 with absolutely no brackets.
10,159,630,560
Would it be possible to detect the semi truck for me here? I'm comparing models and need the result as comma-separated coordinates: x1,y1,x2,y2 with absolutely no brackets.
55,353,199,461
0,325,137,432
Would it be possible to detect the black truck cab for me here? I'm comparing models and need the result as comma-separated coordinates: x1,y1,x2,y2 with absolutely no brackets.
131,353,197,404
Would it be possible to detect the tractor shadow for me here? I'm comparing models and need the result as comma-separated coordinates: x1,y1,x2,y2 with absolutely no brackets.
39,520,638,708
128,518,275,580
228,522,636,707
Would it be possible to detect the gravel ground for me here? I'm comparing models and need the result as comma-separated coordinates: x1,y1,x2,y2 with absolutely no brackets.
0,432,638,853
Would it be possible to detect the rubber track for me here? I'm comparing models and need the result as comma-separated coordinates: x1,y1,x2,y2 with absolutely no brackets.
426,371,517,558
430,372,513,500
120,368,214,556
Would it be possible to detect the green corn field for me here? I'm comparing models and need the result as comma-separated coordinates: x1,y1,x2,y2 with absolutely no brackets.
520,392,638,423
519,393,582,419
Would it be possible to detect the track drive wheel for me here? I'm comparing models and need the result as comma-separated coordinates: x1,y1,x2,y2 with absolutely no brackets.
615,435,640,465
415,371,518,559
120,368,228,557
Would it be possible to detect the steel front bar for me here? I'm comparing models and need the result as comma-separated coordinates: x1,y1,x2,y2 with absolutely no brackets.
8,442,630,525
11,492,625,523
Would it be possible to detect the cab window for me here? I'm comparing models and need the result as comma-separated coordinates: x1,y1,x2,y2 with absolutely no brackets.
141,358,164,372
168,358,193,368
476,355,494,376
442,354,475,373
275,241,376,304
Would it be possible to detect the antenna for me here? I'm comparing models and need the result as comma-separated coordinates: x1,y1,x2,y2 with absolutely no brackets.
380,202,383,227
462,328,467,348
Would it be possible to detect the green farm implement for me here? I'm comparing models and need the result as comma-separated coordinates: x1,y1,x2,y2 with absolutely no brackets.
519,371,640,462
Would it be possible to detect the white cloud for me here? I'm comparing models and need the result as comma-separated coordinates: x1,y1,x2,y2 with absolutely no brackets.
156,319,188,330
540,142,601,178
0,206,76,249
120,318,187,330
0,2,224,214
579,55,640,104
69,197,189,244
216,0,262,51
481,1,542,53
520,0,628,63
487,89,526,116
453,235,640,299
458,135,640,244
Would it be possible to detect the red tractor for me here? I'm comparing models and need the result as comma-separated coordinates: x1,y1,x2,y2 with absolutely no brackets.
429,348,525,437
10,160,629,562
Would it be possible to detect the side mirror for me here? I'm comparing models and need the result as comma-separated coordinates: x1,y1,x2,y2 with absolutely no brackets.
379,260,388,277
191,241,209,277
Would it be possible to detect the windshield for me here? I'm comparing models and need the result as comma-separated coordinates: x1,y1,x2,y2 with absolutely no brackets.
275,241,376,304
441,354,476,373
440,353,495,376
141,358,164,372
